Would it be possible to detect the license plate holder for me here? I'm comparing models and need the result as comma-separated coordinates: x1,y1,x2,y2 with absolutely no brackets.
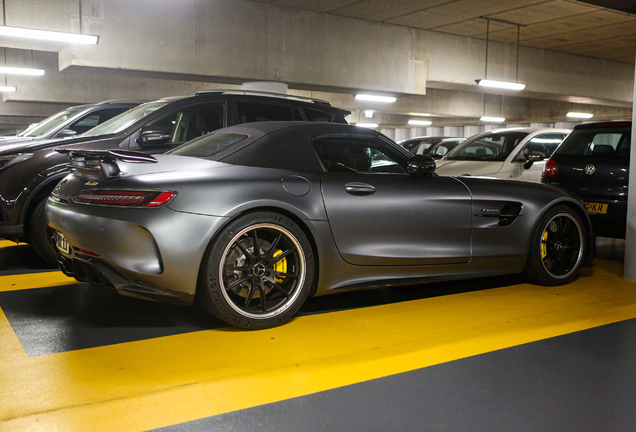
585,202,608,214
56,231,70,254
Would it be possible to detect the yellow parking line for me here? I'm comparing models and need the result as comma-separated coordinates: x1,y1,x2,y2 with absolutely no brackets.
0,240,19,248
1,260,635,431
0,272,78,292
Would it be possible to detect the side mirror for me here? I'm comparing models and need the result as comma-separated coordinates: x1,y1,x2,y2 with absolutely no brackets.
429,153,444,160
55,129,77,138
136,127,171,147
523,151,546,169
407,154,436,177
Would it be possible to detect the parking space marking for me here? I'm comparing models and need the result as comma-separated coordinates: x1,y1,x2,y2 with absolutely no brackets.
0,272,78,292
1,259,635,431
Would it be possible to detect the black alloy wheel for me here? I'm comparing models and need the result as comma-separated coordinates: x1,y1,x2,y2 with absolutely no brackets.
198,212,315,329
524,205,585,286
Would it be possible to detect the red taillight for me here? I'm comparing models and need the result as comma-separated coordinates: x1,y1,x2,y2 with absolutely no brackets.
542,159,559,178
76,248,100,257
74,190,176,207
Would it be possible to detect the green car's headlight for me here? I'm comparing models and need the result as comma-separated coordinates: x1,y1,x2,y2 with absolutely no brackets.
0,153,34,171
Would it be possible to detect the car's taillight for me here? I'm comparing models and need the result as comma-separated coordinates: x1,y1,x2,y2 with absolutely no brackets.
74,190,176,207
542,159,559,178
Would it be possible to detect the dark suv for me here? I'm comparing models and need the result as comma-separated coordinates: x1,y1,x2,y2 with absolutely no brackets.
0,100,141,145
0,90,350,261
541,121,631,238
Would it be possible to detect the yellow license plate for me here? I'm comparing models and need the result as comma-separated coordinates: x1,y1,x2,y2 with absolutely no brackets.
585,202,608,214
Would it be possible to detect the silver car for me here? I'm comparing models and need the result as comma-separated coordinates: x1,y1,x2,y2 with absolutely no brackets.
47,122,592,329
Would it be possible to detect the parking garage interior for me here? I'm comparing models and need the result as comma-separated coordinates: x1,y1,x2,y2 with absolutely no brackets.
1,0,636,431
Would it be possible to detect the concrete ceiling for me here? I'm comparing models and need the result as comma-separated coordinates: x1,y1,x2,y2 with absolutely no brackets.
252,0,636,64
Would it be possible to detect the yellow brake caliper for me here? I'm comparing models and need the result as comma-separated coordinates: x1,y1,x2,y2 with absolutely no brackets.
273,250,287,283
541,230,548,259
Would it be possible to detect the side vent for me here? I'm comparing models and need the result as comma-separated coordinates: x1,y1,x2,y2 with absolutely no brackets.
473,200,523,228
499,202,523,226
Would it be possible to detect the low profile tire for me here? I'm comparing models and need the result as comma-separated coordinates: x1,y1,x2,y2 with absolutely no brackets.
523,205,586,286
198,211,315,329
28,198,58,263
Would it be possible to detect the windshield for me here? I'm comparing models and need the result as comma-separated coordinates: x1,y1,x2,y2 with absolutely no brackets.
18,107,84,137
410,139,440,155
82,101,170,137
445,131,528,161
168,133,248,158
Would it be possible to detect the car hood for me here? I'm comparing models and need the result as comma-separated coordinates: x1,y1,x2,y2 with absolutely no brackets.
0,132,126,156
0,136,34,146
435,159,504,177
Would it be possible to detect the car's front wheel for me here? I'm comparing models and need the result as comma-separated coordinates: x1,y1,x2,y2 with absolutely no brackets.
198,211,315,329
523,205,586,285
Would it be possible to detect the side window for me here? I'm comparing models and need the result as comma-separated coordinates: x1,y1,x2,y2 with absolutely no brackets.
522,134,566,158
236,102,297,124
432,144,451,156
302,108,335,122
148,102,225,144
68,114,100,134
67,108,130,135
312,136,406,174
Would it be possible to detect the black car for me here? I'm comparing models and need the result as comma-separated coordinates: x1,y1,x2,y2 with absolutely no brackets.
0,100,141,145
541,121,631,238
398,136,465,159
0,90,350,261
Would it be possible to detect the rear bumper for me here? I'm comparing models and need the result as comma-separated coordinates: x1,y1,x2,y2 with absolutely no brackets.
47,197,230,301
586,200,627,239
57,253,193,304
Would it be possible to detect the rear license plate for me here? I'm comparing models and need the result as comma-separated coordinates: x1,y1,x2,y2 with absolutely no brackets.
585,202,608,214
56,231,70,254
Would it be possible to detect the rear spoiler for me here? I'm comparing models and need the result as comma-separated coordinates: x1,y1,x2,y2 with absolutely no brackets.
55,148,158,178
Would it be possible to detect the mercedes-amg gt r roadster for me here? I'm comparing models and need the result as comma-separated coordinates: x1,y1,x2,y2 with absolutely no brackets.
47,122,593,329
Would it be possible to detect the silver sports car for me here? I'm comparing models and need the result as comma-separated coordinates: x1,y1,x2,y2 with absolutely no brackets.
47,122,593,329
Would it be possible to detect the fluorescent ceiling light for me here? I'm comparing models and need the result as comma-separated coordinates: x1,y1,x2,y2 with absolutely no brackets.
0,86,16,92
364,110,374,118
356,123,379,128
0,66,44,76
476,79,526,91
480,116,505,123
0,25,99,44
408,112,433,117
408,120,432,126
567,112,594,119
355,94,397,103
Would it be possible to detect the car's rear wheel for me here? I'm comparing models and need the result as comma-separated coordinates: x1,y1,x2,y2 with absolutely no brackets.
198,211,315,329
523,205,586,285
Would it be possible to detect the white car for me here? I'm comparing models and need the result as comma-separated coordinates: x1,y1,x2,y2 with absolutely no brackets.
435,128,570,182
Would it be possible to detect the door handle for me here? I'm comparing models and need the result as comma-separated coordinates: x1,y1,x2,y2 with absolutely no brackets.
345,182,376,195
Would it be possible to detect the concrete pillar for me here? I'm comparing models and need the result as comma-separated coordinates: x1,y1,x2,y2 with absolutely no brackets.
623,59,636,281
427,127,445,136
410,127,426,137
381,129,396,140
394,128,411,142
464,126,483,137
444,126,464,137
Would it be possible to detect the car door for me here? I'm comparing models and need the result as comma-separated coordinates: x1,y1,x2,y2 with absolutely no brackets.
313,134,473,266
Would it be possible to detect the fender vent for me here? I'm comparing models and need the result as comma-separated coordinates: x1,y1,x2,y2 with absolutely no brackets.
499,202,523,226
